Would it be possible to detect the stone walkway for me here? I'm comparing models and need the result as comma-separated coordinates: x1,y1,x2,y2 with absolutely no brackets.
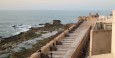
48,22,91,58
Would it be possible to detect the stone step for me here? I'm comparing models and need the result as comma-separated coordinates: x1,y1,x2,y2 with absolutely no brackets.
69,34,78,36
61,41,74,43
62,39,75,41
48,54,63,58
56,45,70,51
56,45,70,48
62,42,73,45
57,48,68,51
64,37,75,39
48,51,66,55
69,34,78,38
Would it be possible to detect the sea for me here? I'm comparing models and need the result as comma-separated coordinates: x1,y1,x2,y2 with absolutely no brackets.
0,10,111,39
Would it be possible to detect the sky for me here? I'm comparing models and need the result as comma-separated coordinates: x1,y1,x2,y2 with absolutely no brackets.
0,0,115,10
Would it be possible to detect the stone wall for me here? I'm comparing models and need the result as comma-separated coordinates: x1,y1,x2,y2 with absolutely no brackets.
71,26,91,58
91,30,111,55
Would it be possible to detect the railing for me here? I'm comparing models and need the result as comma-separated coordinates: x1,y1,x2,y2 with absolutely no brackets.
97,16,112,23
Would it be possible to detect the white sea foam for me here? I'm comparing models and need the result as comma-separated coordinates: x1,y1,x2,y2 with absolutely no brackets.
13,25,31,35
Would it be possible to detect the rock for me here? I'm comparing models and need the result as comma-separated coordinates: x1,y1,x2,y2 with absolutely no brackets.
39,24,44,25
53,20,61,25
0,36,2,38
44,23,52,27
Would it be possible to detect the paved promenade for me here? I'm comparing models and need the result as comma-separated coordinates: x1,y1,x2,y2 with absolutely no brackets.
48,22,91,58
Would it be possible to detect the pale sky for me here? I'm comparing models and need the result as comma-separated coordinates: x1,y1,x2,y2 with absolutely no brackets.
0,0,115,10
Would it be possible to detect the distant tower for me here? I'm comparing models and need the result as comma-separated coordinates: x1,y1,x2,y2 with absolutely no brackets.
95,13,99,17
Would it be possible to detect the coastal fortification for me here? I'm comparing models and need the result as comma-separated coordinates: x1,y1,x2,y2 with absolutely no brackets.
29,13,98,58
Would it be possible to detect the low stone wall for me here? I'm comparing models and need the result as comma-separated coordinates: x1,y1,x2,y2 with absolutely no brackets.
71,25,91,58
90,30,111,55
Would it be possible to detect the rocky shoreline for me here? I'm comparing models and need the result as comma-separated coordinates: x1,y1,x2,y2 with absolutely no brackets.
0,20,73,58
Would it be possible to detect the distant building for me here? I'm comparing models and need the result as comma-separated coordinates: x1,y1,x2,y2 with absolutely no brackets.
53,20,61,25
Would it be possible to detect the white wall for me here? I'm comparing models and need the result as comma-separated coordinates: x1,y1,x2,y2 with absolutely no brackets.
112,10,115,58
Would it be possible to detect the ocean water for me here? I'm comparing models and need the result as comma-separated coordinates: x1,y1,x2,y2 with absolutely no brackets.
0,10,111,38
